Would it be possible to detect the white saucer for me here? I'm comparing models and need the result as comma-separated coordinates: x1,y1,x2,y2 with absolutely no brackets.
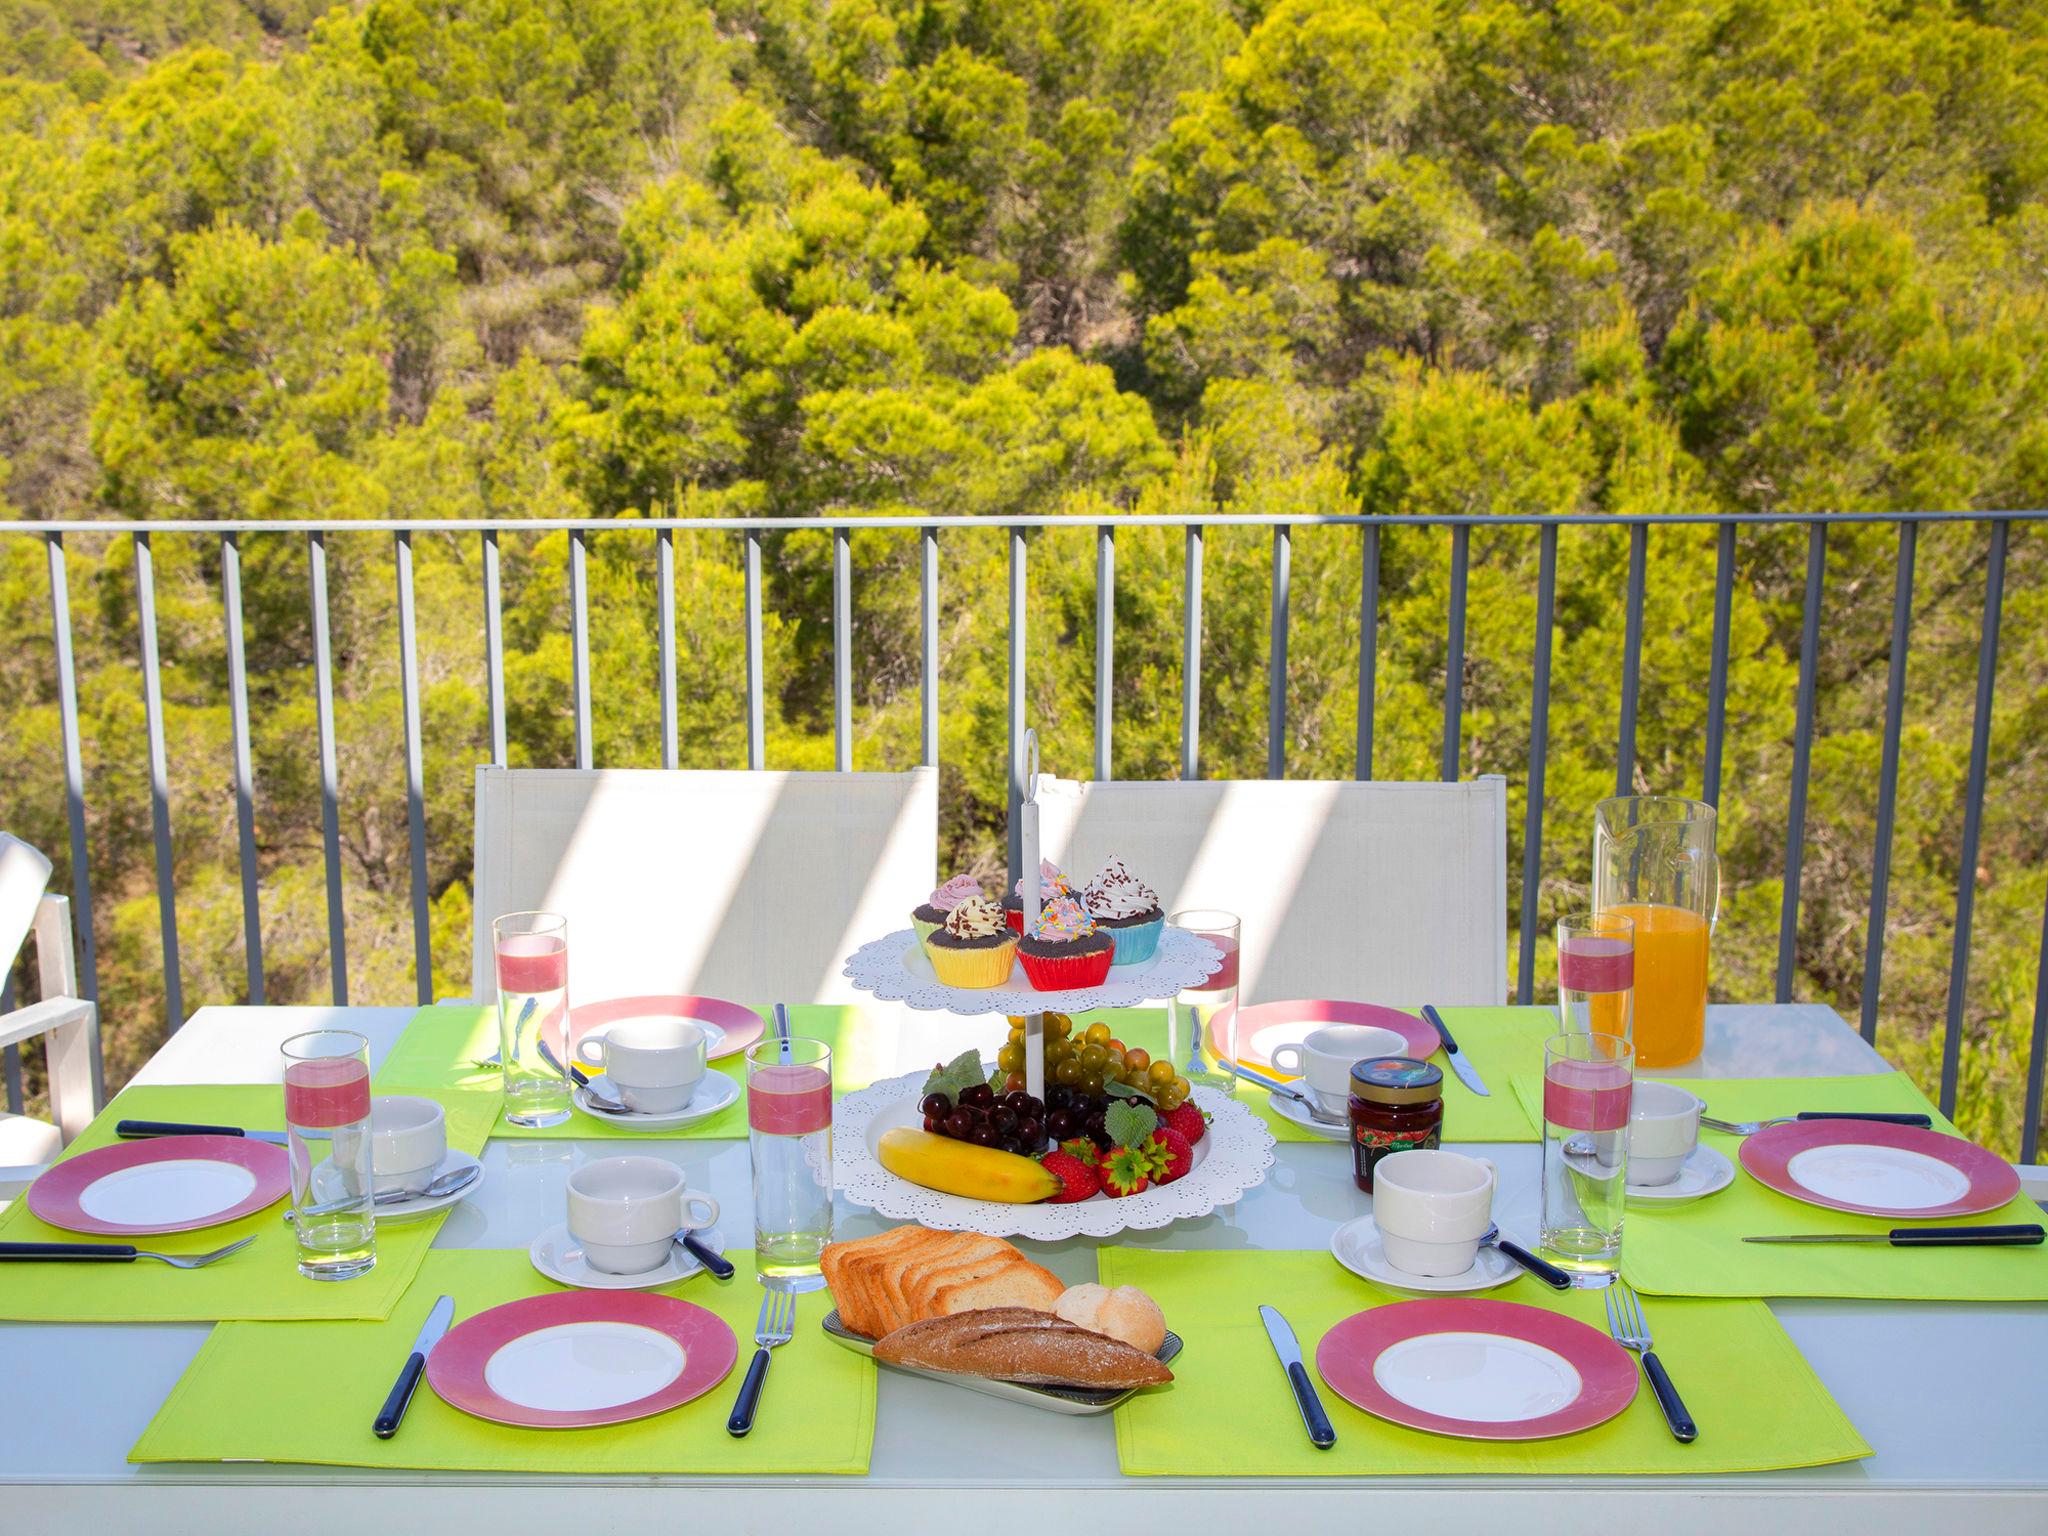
1627,1143,1735,1204
528,1221,723,1290
1331,1214,1522,1294
1266,1089,1349,1141
310,1150,484,1221
572,1070,740,1131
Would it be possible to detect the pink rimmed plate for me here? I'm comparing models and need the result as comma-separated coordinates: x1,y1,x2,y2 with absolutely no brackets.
1215,1000,1440,1076
568,995,767,1064
1739,1118,2019,1220
1316,1298,1638,1440
26,1135,290,1236
427,1289,738,1429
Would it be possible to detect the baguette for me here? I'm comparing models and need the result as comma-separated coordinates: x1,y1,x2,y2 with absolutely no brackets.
874,1307,1173,1389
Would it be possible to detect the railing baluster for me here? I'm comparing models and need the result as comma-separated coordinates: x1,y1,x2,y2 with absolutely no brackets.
309,532,348,1003
1939,519,2008,1119
1616,521,1646,797
744,531,765,769
1008,527,1028,880
1777,521,1826,1003
570,528,592,770
1703,523,1735,807
220,533,264,1003
1094,525,1113,781
1517,525,1559,1005
833,526,852,773
658,529,678,769
1441,525,1468,781
1182,525,1202,781
46,533,102,1096
482,530,506,767
1357,524,1379,781
1860,521,1916,1043
2023,879,2047,1165
1267,524,1291,780
395,531,431,1004
919,527,940,769
133,532,184,1033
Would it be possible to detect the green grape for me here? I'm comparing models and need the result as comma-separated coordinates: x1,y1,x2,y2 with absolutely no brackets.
1124,1048,1150,1074
996,1043,1024,1072
1079,1070,1106,1096
1099,1047,1124,1075
1147,1059,1176,1085
1084,1023,1112,1046
1078,1044,1107,1071
1053,1058,1083,1085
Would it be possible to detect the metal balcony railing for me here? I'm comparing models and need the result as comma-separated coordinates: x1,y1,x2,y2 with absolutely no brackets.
3,509,2044,1160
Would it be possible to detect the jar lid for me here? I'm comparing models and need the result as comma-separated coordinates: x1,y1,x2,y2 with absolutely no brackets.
1350,1056,1443,1104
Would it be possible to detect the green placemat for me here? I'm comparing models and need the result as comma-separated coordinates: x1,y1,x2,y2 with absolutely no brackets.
1504,1072,2048,1301
0,1083,498,1322
130,1248,875,1474
377,1005,875,1140
1098,1247,1871,1476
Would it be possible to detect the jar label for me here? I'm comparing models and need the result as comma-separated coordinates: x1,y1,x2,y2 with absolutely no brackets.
1353,1125,1441,1154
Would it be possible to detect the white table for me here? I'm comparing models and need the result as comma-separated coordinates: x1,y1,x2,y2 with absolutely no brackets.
5,1003,2045,1534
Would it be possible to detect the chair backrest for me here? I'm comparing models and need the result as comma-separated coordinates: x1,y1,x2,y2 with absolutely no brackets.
472,767,938,1007
1034,777,1510,1006
0,832,53,981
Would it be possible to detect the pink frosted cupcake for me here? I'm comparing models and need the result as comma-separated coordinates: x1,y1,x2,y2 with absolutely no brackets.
1017,895,1115,991
913,873,985,950
1003,859,1078,934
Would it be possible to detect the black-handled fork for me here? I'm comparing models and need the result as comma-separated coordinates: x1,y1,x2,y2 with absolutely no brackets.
726,1286,795,1436
1606,1280,1695,1442
0,1237,255,1268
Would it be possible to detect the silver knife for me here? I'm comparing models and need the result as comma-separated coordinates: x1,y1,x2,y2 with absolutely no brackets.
115,1119,292,1145
1259,1305,1335,1448
374,1294,455,1438
1421,1005,1489,1097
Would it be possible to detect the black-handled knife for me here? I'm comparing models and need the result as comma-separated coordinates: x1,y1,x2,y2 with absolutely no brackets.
117,1119,291,1145
1259,1304,1335,1448
1420,1005,1489,1097
679,1231,734,1279
1744,1224,2045,1247
1795,1112,1932,1127
1641,1349,1697,1442
374,1294,454,1439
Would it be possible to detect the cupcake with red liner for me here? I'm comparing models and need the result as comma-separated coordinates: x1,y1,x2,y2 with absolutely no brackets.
1082,855,1165,966
924,896,1018,989
1017,895,1115,991
913,873,984,950
1002,859,1078,933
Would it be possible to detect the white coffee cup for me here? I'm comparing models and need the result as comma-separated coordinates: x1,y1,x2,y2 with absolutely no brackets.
1630,1080,1704,1186
576,1017,708,1115
1269,1024,1406,1112
1372,1148,1498,1277
370,1095,446,1195
566,1156,720,1275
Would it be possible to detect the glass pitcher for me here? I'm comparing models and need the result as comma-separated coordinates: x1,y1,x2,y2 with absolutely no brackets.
1592,796,1717,1069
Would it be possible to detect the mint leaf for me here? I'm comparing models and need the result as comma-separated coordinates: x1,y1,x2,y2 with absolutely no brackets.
988,1064,1008,1095
921,1047,992,1105
1104,1099,1158,1148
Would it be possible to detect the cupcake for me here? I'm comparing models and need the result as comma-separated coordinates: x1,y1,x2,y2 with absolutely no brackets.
1082,855,1165,966
1017,895,1115,991
913,873,984,949
924,896,1019,989
1002,859,1078,933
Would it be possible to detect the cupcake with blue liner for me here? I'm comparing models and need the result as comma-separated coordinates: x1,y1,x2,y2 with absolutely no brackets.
1017,894,1115,991
913,873,984,950
1082,855,1165,966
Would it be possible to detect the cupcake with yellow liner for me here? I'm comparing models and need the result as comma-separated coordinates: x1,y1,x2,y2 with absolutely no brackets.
913,873,984,950
1082,855,1165,966
1017,894,1115,991
924,896,1019,989
1002,858,1077,934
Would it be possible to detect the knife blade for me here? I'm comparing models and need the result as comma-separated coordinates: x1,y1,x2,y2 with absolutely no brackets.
1743,1224,2045,1247
374,1294,455,1438
1259,1305,1335,1449
116,1119,292,1146
1420,1005,1489,1097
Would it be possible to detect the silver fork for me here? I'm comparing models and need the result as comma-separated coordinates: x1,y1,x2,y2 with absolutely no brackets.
1700,1111,1930,1136
0,1235,256,1269
1604,1280,1696,1442
726,1286,796,1437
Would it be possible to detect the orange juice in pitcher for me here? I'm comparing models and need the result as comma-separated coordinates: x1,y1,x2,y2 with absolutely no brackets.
1593,797,1716,1069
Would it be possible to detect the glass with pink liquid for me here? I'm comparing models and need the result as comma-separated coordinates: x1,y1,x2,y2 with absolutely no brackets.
1539,1030,1633,1283
1557,909,1635,1042
746,1038,832,1291
494,910,572,1129
282,1029,375,1281
1169,908,1240,1095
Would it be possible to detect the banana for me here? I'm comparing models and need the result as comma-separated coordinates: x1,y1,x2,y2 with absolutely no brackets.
877,1128,1060,1203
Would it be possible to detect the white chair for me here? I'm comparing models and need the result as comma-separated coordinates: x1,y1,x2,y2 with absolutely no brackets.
0,833,98,1198
471,767,939,1007
1034,776,1510,1007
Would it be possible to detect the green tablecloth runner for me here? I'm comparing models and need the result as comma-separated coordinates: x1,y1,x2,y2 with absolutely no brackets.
0,1083,499,1322
1504,1071,2048,1301
130,1248,874,1474
1097,1247,1871,1476
377,1004,874,1140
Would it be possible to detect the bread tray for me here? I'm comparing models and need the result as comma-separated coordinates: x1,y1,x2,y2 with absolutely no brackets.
821,1309,1183,1416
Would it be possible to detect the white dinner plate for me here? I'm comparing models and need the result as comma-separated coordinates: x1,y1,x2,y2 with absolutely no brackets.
1330,1214,1521,1294
1626,1143,1734,1205
572,1070,739,1131
529,1221,720,1291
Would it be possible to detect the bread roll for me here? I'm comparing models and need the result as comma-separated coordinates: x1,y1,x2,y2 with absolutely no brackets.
874,1307,1172,1389
1054,1282,1167,1354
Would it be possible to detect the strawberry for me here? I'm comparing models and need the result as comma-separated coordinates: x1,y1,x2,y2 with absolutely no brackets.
1163,1101,1208,1146
1146,1126,1194,1184
1100,1144,1152,1198
1059,1136,1101,1167
1041,1150,1101,1203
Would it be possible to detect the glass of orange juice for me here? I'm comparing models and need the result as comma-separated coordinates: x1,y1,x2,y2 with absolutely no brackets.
1593,796,1717,1069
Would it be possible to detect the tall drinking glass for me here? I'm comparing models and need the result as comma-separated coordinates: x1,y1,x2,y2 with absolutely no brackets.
494,910,572,1129
1593,796,1715,1069
1557,909,1635,1042
1170,908,1240,1096
1539,1030,1633,1284
747,1038,832,1291
282,1029,375,1281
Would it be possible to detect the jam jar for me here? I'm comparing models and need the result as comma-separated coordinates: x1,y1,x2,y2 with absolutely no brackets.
1349,1056,1444,1192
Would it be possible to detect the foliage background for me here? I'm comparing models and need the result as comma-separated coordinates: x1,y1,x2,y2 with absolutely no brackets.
0,0,2043,1152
